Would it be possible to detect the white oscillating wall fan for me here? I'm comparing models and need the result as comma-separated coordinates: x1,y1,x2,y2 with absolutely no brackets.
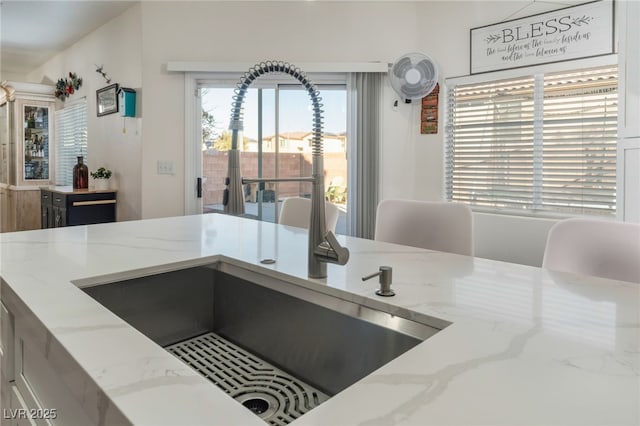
389,52,439,103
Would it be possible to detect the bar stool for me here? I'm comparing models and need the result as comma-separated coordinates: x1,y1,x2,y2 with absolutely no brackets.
279,197,340,233
374,199,474,256
543,218,640,283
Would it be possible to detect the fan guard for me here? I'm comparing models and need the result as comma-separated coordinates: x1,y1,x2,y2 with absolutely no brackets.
389,52,438,102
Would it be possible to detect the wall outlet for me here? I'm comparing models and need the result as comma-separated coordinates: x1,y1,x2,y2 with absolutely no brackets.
157,160,175,175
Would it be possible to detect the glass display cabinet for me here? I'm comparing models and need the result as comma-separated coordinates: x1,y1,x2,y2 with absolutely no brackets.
1,82,55,187
22,104,51,182
0,82,55,232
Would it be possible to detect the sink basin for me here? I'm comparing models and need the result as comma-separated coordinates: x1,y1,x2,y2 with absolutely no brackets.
82,262,441,424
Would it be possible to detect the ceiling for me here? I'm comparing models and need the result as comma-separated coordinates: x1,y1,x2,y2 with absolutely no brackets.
1,1,138,79
1,0,562,80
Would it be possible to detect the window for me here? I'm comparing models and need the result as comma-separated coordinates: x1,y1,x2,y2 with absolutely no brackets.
446,65,618,217
55,99,88,186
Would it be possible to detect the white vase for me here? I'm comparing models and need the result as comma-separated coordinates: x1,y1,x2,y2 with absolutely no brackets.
94,178,110,191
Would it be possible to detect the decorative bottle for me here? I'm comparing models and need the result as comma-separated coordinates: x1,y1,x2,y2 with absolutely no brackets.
73,156,88,189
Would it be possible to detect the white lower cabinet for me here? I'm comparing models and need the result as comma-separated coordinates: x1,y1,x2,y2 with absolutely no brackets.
9,385,39,426
1,301,92,426
618,138,640,223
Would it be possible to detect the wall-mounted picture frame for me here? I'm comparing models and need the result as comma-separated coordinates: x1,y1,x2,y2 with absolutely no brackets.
470,0,614,74
96,83,119,116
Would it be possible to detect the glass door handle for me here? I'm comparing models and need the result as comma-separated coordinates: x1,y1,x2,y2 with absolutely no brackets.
196,177,202,198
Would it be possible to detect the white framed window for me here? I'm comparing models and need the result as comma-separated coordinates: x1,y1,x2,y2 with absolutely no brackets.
446,64,618,217
55,99,88,186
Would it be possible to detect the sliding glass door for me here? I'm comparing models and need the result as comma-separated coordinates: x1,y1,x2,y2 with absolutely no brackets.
199,82,348,234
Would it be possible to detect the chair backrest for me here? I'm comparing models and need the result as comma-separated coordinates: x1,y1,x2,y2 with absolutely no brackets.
279,197,340,233
542,218,640,283
374,199,474,256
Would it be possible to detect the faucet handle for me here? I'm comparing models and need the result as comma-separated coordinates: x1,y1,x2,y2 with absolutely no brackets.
362,266,394,297
314,231,350,265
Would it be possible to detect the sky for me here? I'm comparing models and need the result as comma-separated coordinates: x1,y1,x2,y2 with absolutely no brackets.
202,87,347,141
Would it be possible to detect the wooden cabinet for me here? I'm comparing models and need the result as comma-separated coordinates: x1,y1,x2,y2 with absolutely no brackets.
0,187,41,233
1,82,55,233
40,188,117,228
0,185,9,232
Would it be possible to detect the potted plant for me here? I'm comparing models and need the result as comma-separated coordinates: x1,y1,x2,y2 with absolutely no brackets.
90,167,112,190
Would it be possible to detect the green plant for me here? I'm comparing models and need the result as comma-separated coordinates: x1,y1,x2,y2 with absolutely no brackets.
90,167,112,179
55,72,82,101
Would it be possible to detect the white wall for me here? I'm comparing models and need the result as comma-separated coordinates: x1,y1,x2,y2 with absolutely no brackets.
26,4,143,222
139,1,428,219
23,1,629,266
135,0,570,266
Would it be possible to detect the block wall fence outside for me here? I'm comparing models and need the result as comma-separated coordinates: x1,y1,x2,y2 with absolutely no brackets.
202,151,347,206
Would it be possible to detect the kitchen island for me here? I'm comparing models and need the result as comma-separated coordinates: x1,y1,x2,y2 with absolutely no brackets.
1,213,638,425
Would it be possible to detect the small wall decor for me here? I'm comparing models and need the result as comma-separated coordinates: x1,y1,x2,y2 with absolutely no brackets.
470,0,614,74
118,87,136,117
96,84,119,117
95,64,112,84
55,72,82,101
420,84,439,134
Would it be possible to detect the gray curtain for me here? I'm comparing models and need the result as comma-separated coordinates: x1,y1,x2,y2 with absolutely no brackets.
351,72,383,239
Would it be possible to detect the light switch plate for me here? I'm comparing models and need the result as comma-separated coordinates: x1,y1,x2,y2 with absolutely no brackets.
157,160,175,175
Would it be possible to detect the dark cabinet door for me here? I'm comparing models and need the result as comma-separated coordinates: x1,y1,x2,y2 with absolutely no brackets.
41,204,48,228
41,204,54,228
53,206,66,227
41,190,53,229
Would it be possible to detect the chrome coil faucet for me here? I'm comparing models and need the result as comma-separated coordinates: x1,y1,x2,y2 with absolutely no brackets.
223,60,349,278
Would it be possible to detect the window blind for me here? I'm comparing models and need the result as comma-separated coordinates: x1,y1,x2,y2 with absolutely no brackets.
55,100,88,186
446,65,617,217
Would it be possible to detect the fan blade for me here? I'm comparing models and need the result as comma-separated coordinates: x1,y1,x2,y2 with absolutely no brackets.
415,59,436,81
400,84,424,98
392,57,412,79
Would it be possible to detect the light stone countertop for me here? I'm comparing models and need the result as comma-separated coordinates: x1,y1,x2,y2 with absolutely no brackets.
0,213,638,425
39,185,117,194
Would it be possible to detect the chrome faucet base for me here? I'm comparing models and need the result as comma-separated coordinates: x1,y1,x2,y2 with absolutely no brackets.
375,289,396,297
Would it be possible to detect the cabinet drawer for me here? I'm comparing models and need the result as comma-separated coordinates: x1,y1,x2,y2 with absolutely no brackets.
39,191,52,206
51,194,66,208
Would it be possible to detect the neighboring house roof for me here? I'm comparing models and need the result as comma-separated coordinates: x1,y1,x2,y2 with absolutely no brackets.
262,132,346,142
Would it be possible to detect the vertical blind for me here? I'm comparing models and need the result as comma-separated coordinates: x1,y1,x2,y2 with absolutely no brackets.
55,99,88,186
446,65,618,217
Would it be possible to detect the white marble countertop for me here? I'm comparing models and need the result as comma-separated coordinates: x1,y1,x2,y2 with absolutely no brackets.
0,214,638,425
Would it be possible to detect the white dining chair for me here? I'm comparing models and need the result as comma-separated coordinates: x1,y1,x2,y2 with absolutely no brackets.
542,218,640,283
374,199,474,256
279,197,340,233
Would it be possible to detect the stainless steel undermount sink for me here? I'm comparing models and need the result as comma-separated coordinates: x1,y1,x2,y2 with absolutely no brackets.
82,262,442,425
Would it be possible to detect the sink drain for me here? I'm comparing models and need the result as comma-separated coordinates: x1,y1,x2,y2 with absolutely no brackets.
243,398,269,414
238,393,279,419
165,332,329,425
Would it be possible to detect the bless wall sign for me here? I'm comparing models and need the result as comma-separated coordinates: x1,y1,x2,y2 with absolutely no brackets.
470,0,613,74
